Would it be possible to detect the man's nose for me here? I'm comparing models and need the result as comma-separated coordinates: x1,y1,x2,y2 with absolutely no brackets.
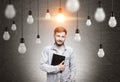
59,37,63,40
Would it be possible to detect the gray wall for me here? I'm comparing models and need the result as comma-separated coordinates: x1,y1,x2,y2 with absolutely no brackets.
0,0,120,82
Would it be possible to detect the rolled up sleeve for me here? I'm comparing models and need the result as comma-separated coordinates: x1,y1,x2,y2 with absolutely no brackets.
40,47,60,73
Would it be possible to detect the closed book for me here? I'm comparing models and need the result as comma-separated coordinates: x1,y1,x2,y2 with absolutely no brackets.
51,53,65,65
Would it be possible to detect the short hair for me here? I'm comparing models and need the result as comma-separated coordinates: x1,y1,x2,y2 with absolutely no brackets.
54,26,67,35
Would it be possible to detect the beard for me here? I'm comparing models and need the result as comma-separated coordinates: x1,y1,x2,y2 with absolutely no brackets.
55,40,64,47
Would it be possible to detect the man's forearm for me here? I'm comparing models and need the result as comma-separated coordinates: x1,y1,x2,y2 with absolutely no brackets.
40,63,60,73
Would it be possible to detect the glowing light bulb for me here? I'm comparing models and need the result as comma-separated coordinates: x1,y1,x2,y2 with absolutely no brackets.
27,10,34,24
97,44,105,58
94,1,106,22
18,38,27,54
5,0,16,19
56,14,65,23
11,21,17,31
74,28,81,42
36,35,41,44
66,0,80,12
55,8,65,23
108,12,117,28
45,9,51,20
3,27,10,40
86,16,92,26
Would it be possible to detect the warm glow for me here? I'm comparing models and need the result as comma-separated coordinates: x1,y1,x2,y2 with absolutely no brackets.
55,8,65,23
55,13,65,23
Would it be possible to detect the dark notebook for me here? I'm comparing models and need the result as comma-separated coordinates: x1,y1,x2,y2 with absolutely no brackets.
51,53,65,66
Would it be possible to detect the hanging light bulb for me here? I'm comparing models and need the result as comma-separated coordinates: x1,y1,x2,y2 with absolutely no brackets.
5,0,16,19
86,0,92,26
66,0,80,12
18,0,27,54
36,0,42,44
36,35,41,44
108,0,117,28
74,11,81,42
11,21,17,31
108,12,117,28
74,28,81,42
27,10,34,24
98,44,105,58
45,0,51,20
45,9,51,19
86,16,92,26
18,38,27,54
3,27,10,40
55,8,65,23
55,0,65,23
94,1,106,22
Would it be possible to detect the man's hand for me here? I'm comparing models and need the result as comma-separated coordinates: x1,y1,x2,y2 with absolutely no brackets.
58,61,65,71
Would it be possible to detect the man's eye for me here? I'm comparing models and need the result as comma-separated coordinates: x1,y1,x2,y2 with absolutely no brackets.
56,35,60,37
62,36,65,38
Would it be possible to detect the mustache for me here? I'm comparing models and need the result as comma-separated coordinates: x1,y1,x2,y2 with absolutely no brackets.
57,40,63,42
55,41,64,46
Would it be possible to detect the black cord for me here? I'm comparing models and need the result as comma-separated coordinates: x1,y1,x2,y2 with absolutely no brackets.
98,1,102,8
9,0,11,4
29,0,31,10
60,0,61,8
77,11,78,29
37,0,40,35
47,0,48,9
100,25,102,44
87,0,89,16
112,0,113,11
21,0,23,38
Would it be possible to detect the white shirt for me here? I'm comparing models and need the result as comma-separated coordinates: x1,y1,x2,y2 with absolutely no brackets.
40,44,76,82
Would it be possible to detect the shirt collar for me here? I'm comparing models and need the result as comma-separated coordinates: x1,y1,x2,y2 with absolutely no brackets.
51,44,67,51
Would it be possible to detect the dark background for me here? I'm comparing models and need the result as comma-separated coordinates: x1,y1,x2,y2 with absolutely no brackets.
0,0,120,82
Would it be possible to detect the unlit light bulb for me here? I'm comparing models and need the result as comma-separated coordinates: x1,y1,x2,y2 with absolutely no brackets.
3,27,10,40
108,12,117,28
66,0,80,12
97,44,105,58
11,21,17,31
18,38,27,54
5,1,16,19
86,16,92,26
45,9,51,20
36,35,41,44
74,28,81,42
94,1,106,22
27,10,34,24
55,8,65,23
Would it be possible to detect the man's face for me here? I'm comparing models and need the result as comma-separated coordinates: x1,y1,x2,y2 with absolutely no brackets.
54,32,66,46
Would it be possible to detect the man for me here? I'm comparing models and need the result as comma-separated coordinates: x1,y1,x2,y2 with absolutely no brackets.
40,26,76,82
